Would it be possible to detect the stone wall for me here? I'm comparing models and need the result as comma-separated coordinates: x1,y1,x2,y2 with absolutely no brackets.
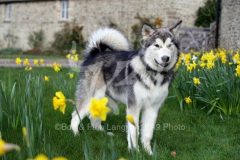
0,0,207,50
219,0,240,50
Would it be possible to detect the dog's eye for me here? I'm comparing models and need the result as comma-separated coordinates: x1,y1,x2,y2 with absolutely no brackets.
155,44,160,48
167,44,172,48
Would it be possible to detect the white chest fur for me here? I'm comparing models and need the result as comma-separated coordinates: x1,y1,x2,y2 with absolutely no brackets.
133,80,169,108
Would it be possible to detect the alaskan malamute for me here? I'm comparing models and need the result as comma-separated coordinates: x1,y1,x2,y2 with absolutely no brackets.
71,20,182,154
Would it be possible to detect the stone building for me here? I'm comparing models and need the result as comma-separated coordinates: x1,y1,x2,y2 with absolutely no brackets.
0,0,207,50
219,0,240,50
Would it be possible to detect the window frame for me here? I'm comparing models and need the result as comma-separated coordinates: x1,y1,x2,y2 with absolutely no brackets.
61,0,69,21
5,4,11,21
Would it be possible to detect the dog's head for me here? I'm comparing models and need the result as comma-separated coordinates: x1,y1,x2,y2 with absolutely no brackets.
140,20,182,73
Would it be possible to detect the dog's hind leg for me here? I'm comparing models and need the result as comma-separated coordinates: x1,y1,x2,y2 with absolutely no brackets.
71,99,91,135
71,87,107,135
71,63,106,135
71,80,94,136
71,72,98,135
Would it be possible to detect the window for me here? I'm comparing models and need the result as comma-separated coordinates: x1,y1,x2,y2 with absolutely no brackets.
61,1,69,20
6,4,11,21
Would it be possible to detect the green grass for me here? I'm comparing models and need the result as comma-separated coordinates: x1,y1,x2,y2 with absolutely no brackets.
0,67,240,160
0,54,66,59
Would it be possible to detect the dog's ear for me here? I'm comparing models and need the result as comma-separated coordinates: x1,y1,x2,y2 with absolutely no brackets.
142,24,155,40
169,20,182,37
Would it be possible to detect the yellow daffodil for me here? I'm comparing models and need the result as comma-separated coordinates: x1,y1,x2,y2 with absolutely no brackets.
66,54,70,59
52,157,68,160
192,51,201,56
179,52,184,59
184,97,192,104
229,62,233,65
193,77,200,85
206,61,214,70
175,63,180,70
23,59,30,66
52,62,62,70
34,60,39,66
44,76,49,82
201,54,207,62
175,57,182,70
184,53,191,65
118,158,127,160
53,91,67,114
28,154,68,160
40,59,44,64
0,139,6,156
69,74,74,78
25,66,32,71
74,54,78,61
233,53,239,64
208,50,216,61
30,154,49,160
15,58,22,65
0,139,20,157
54,66,60,72
52,62,57,67
201,50,216,62
221,57,227,64
126,115,135,126
187,65,193,72
218,49,226,61
199,61,205,68
89,97,110,121
235,65,240,77
52,62,62,67
192,61,197,69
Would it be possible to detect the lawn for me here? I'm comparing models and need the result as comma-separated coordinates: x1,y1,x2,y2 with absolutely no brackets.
0,54,66,60
0,65,239,160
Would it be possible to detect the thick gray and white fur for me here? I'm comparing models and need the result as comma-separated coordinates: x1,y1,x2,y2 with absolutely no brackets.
71,21,182,155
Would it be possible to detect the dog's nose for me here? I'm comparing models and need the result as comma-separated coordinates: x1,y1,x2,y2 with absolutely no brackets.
161,56,170,62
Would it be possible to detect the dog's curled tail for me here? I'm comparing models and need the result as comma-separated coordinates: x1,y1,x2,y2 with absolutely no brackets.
84,27,131,57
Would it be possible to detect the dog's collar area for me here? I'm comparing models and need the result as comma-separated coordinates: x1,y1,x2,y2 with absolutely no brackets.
160,71,168,75
146,65,168,76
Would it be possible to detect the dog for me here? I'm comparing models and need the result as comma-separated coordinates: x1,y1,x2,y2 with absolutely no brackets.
71,20,182,155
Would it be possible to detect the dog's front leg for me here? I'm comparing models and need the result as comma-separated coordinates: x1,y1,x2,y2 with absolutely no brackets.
141,105,159,155
127,105,140,151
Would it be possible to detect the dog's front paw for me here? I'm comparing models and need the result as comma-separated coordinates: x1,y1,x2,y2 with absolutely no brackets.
142,139,152,155
145,148,153,155
127,145,139,152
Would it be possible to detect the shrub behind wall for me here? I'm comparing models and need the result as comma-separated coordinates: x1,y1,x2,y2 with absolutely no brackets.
52,21,85,56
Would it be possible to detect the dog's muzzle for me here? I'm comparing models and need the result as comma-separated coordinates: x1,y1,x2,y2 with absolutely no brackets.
154,59,169,67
